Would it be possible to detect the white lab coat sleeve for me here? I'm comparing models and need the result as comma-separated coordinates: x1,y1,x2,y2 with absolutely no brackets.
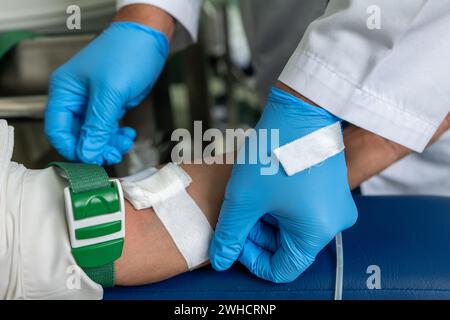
117,0,202,50
279,0,450,152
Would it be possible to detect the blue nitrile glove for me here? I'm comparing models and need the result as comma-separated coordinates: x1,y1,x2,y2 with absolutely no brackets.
209,87,358,283
45,22,169,165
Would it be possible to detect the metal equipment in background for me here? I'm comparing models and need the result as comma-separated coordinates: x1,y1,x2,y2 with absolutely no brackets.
0,0,259,173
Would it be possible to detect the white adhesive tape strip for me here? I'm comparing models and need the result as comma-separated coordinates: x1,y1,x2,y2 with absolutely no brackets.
121,163,191,210
120,167,159,183
155,188,213,269
120,163,213,270
273,122,344,176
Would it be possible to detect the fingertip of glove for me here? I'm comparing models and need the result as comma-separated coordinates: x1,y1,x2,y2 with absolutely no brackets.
209,239,237,271
111,133,134,155
120,127,137,140
76,144,103,165
210,255,232,272
121,139,134,154
45,131,77,161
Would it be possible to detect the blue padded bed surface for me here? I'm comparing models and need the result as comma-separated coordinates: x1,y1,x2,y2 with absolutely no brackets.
105,196,450,300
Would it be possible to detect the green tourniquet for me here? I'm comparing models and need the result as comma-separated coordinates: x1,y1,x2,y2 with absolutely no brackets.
71,182,120,220
72,238,124,269
48,162,123,288
83,264,115,288
50,162,110,193
0,30,36,59
76,221,122,240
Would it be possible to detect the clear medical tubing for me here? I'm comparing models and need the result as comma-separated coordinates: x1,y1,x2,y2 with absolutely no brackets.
334,232,344,300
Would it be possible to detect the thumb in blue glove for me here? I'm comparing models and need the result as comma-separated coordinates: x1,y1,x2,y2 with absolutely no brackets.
209,87,357,283
45,22,168,165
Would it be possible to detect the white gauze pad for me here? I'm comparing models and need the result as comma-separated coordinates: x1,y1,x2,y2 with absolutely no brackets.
120,163,213,270
273,121,344,176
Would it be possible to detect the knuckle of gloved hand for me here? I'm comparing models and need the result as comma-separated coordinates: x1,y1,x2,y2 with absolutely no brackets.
211,242,241,270
272,267,299,284
44,125,57,142
344,207,358,230
273,249,314,284
318,217,342,242
320,205,357,240
272,275,290,284
49,66,69,86
44,121,62,144
272,272,295,284
330,202,359,233
97,78,129,98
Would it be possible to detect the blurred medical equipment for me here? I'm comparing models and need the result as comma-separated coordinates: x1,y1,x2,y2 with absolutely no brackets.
0,0,257,174
0,0,115,34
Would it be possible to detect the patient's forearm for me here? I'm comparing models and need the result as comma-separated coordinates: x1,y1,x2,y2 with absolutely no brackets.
113,142,393,285
115,163,231,286
114,114,450,286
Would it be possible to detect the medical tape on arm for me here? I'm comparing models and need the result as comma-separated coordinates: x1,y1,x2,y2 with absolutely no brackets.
120,163,213,270
273,121,345,300
273,121,344,176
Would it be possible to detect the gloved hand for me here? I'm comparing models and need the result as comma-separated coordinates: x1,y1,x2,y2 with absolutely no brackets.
45,22,169,165
209,87,358,283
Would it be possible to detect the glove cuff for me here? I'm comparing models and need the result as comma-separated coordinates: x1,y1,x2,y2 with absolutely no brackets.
269,87,341,123
109,21,169,58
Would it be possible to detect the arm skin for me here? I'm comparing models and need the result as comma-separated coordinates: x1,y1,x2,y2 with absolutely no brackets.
115,163,231,286
345,115,450,189
115,85,450,286
113,4,176,39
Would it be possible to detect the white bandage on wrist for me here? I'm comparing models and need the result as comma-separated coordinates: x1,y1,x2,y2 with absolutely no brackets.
121,163,213,270
273,121,345,176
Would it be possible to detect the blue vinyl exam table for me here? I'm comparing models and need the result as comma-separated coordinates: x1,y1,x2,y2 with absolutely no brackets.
105,196,450,300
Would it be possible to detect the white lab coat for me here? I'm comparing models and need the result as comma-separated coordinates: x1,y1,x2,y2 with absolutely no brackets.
118,0,450,153
118,0,450,196
362,130,450,197
2,0,449,194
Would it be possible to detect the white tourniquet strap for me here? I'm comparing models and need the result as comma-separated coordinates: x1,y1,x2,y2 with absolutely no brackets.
120,163,213,270
273,122,344,176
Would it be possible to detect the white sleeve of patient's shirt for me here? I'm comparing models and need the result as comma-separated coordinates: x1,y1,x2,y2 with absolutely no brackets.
117,0,202,51
279,0,450,152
